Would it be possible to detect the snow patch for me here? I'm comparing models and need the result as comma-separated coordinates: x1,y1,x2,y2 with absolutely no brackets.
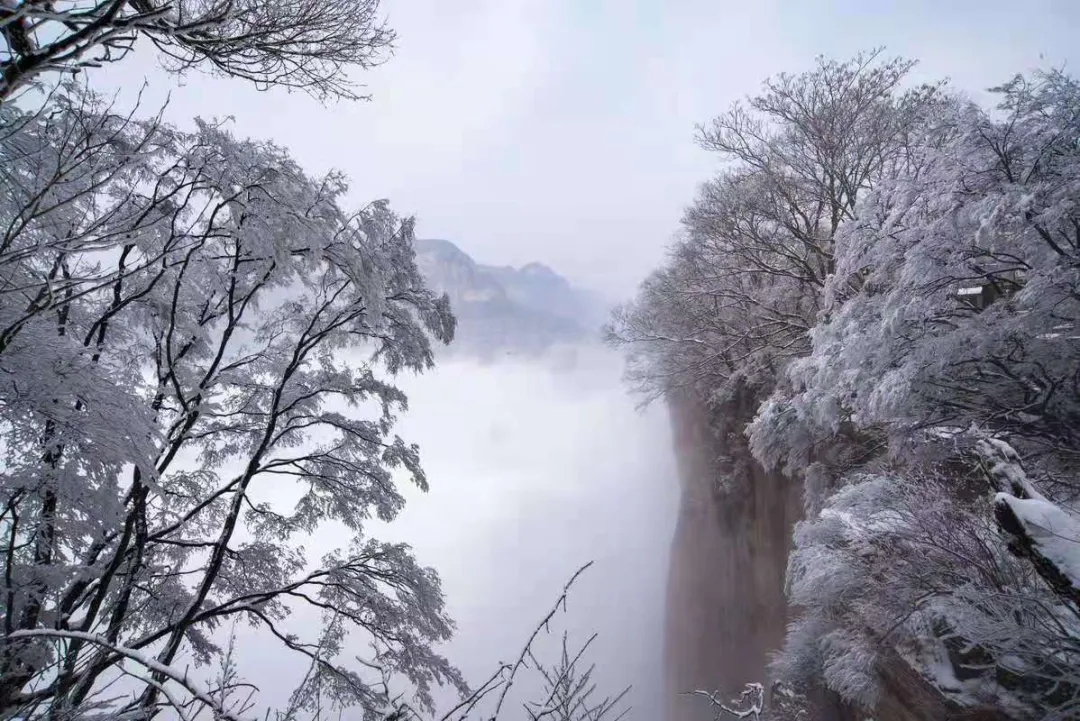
995,494,1080,589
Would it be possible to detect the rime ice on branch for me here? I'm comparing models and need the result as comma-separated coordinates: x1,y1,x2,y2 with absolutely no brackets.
0,0,395,102
0,85,461,720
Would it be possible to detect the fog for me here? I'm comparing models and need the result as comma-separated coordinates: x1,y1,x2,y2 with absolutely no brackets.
224,345,678,720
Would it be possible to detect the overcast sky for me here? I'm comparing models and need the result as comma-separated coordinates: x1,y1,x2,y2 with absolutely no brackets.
96,0,1080,299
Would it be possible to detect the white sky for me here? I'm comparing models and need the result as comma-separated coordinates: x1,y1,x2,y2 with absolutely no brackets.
95,0,1080,300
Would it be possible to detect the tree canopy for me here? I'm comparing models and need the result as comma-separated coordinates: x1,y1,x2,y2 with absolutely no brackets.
0,0,395,102
611,55,1080,720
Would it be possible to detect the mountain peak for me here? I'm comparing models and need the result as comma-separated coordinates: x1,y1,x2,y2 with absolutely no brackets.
412,238,475,265
519,261,558,277
412,238,605,360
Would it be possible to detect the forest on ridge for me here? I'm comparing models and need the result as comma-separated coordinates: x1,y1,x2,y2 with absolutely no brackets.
608,51,1080,720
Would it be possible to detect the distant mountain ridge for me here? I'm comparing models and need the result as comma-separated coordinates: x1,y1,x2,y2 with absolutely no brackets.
413,238,606,360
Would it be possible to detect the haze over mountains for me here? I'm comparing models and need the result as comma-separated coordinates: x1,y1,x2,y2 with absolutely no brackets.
413,238,609,359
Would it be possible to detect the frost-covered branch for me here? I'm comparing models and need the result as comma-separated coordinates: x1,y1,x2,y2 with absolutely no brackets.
0,0,394,102
489,562,594,720
684,683,764,720
0,85,458,721
3,628,245,720
521,632,630,721
607,51,945,405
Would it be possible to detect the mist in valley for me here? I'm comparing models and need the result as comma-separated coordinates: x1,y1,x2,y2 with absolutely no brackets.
225,345,678,720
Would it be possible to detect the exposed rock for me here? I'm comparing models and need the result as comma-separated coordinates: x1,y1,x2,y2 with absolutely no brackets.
663,388,802,721
661,389,1018,721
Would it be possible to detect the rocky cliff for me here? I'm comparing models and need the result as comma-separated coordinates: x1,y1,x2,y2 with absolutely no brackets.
662,388,805,721
661,390,1017,721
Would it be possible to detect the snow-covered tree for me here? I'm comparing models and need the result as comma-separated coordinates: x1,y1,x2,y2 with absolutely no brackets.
607,50,945,406
0,0,394,102
747,69,1080,718
611,53,1080,719
779,461,1080,719
0,85,463,720
749,69,1080,478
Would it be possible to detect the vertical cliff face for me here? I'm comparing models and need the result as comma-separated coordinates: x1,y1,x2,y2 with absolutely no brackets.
662,389,803,721
660,390,1013,721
